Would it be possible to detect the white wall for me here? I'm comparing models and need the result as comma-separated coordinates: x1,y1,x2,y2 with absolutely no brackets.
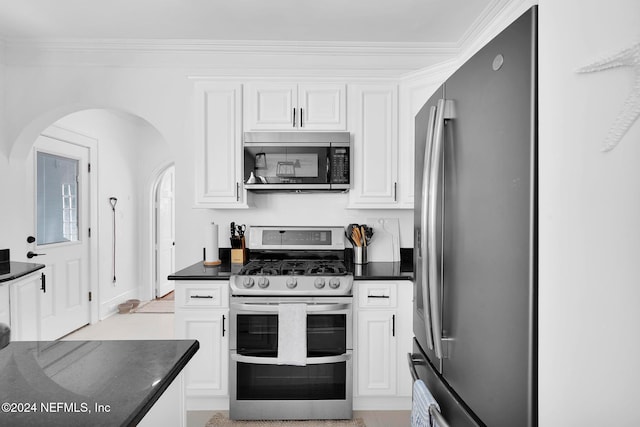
538,0,640,425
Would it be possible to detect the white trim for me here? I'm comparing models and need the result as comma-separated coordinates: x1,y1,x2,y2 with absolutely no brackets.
4,38,458,57
40,124,100,325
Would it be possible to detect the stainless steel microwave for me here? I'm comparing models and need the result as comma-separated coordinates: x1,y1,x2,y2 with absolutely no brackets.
243,132,350,191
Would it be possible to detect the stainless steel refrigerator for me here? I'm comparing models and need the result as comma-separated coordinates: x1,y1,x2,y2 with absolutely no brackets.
410,6,537,427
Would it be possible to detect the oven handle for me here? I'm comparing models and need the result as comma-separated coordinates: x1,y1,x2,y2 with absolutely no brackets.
231,352,351,365
231,302,351,313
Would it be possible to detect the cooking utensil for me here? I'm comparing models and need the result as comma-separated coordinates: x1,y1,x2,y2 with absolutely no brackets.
351,227,362,247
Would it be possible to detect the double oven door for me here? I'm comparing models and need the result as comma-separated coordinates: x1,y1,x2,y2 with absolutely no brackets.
230,296,352,420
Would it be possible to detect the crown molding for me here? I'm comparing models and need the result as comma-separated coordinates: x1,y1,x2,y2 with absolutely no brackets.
457,0,538,59
2,37,460,77
4,38,458,57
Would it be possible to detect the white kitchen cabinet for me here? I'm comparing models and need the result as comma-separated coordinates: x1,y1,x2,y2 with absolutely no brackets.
9,268,49,341
193,81,248,208
357,309,397,395
245,82,346,131
347,83,402,208
0,284,10,326
354,280,413,410
174,281,229,410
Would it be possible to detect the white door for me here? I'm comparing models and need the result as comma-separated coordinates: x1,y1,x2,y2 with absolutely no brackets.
156,166,175,298
32,135,90,340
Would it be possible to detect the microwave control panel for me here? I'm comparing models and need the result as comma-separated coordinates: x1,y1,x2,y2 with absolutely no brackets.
330,147,350,184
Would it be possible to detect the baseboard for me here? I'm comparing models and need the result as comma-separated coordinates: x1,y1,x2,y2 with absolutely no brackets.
353,396,411,411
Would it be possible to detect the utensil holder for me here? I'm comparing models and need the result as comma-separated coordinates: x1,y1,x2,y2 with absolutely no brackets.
353,246,367,264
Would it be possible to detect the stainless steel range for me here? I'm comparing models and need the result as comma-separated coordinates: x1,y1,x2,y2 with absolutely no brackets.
229,226,353,421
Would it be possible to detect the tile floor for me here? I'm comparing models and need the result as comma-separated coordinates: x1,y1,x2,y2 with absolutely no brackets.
63,311,410,427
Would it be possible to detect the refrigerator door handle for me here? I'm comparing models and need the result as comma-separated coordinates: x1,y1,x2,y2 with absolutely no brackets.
420,105,438,351
428,98,453,360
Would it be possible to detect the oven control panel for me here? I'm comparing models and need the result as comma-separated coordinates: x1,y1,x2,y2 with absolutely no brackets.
230,275,353,296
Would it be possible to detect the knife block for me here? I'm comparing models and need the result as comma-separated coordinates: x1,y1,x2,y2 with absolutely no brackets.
231,249,247,264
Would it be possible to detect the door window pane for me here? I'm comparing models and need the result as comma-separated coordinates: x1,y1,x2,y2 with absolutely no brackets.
37,152,79,245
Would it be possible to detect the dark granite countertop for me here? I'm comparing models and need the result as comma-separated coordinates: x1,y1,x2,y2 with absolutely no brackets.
168,261,240,281
170,248,414,282
0,339,198,426
169,258,414,282
0,262,45,284
350,262,413,280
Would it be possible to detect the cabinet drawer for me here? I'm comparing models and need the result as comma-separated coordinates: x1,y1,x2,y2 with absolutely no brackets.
357,282,397,308
176,281,229,309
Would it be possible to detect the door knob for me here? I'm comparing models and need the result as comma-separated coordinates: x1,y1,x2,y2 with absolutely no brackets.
27,251,46,259
27,236,36,243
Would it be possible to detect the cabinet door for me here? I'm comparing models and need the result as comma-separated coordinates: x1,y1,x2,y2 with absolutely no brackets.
9,271,44,340
0,283,10,326
348,84,399,208
396,281,414,397
246,83,297,130
356,309,397,396
194,82,247,208
298,83,346,130
175,310,229,398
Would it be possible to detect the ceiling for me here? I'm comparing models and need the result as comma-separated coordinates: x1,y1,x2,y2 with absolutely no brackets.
0,0,495,44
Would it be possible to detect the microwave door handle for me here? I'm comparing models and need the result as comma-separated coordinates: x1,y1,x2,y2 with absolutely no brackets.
420,105,437,351
327,152,331,183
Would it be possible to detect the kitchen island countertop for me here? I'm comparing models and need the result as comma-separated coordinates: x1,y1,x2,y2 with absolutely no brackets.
0,339,198,426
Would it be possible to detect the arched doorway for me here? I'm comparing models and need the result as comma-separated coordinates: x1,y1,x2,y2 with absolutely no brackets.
10,107,173,326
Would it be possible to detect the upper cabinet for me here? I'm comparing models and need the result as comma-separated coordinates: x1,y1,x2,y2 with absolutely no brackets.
194,81,248,209
245,82,346,131
348,83,404,208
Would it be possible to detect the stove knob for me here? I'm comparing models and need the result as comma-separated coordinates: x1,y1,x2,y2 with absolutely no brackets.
314,278,326,289
257,277,269,289
329,278,341,289
286,277,298,289
243,277,255,288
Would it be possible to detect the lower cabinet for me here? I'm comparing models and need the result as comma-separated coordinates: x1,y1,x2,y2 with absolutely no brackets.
9,268,49,341
353,280,413,410
174,281,229,410
0,284,10,326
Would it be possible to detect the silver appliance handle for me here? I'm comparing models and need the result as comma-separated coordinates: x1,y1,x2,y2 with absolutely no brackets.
430,405,450,427
420,105,437,351
407,352,421,381
428,98,447,359
231,352,351,365
231,302,351,313
407,353,451,427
